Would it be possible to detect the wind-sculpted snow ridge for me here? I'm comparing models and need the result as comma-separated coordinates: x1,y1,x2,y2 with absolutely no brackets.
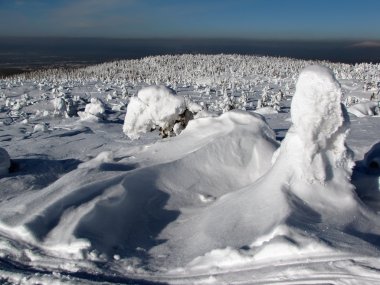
0,110,279,273
156,66,380,271
1,65,380,284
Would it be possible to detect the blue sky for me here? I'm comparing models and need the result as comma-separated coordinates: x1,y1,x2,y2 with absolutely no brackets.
0,0,379,40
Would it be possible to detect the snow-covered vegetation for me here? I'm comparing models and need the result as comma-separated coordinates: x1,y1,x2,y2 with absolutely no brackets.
123,85,203,139
1,54,380,284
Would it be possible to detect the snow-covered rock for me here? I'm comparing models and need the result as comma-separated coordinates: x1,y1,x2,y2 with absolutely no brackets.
0,147,11,177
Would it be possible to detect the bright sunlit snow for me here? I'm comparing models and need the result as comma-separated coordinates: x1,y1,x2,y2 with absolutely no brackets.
0,54,380,284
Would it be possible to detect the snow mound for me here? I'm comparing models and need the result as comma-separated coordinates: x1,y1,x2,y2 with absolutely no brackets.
33,123,48,133
348,101,379,117
78,98,106,121
0,147,11,177
123,85,203,139
0,110,278,263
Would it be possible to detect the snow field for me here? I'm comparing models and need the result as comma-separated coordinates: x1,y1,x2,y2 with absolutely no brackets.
0,55,380,283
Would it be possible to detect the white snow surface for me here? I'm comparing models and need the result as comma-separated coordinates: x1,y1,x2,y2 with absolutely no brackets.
348,101,379,117
1,55,380,284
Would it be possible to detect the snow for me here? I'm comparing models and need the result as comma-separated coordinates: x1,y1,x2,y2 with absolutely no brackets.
123,85,202,139
290,65,352,182
348,101,379,117
254,106,278,115
123,85,186,139
78,97,106,121
364,142,380,173
33,123,48,133
0,147,10,177
0,110,279,263
0,55,380,284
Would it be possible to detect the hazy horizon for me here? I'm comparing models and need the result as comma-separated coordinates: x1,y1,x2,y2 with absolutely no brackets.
0,0,379,41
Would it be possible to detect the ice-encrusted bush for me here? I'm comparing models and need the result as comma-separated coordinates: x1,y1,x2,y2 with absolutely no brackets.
290,65,353,182
53,95,78,117
78,98,106,121
123,85,203,139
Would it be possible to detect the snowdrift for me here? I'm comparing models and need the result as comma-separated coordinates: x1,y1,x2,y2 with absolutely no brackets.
156,65,380,270
348,101,379,117
0,110,278,265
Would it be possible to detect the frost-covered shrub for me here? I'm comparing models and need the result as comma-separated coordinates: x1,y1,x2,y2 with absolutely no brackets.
344,96,360,107
123,85,202,139
290,65,352,182
0,147,11,176
53,95,78,117
78,98,106,121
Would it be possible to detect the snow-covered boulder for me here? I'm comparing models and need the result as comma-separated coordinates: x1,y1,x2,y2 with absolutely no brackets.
78,98,106,121
347,101,379,117
0,147,11,177
123,85,202,139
